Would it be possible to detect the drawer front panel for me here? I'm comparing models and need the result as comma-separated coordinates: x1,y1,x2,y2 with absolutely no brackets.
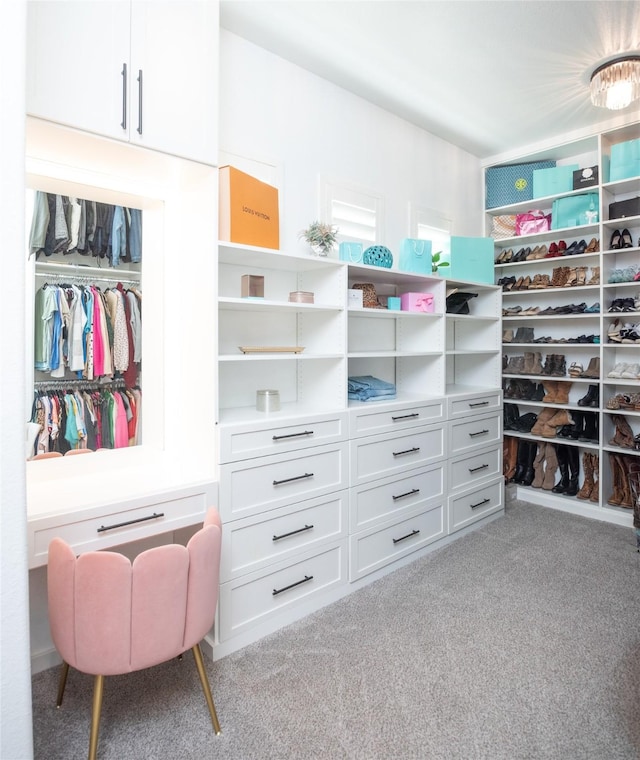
221,491,348,582
350,462,445,533
350,425,446,486
349,399,445,438
218,542,347,641
220,443,348,521
349,502,445,581
448,391,502,420
219,413,348,463
449,477,504,533
449,412,501,456
30,488,212,568
449,444,501,493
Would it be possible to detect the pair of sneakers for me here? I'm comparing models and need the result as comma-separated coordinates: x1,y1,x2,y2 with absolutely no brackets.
608,362,640,379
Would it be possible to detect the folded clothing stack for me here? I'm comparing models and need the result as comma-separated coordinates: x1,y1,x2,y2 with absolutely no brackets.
348,375,396,402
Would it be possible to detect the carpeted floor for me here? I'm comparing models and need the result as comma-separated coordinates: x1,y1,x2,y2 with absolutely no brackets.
31,495,640,759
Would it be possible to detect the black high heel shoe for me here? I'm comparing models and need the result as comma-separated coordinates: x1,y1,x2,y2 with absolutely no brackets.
564,241,579,255
621,229,633,249
609,229,622,250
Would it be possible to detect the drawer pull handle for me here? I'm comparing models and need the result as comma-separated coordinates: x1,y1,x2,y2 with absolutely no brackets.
273,524,314,541
273,574,313,596
392,529,420,544
97,512,164,533
469,429,489,438
469,464,489,473
391,413,419,421
272,430,314,441
120,62,127,130
470,498,490,510
469,401,489,408
392,447,420,457
392,488,420,501
136,69,143,135
273,473,314,486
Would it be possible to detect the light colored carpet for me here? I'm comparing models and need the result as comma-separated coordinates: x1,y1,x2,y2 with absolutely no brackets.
31,495,640,759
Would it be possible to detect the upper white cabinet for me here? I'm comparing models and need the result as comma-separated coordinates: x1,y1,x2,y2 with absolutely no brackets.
26,1,218,165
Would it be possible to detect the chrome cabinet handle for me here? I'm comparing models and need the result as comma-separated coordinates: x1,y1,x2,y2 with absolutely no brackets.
392,488,420,501
272,473,313,486
273,575,313,596
97,512,164,533
121,63,127,130
392,447,420,457
272,430,313,441
392,529,420,544
273,524,314,541
136,69,143,135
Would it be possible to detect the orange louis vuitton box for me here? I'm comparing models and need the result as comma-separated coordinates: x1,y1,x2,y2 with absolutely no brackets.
219,165,280,249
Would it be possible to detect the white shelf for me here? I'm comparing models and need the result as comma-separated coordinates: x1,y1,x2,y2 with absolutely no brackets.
219,297,342,314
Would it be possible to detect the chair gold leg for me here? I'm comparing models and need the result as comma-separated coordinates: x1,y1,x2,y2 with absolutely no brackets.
88,674,104,760
191,644,221,735
56,661,70,707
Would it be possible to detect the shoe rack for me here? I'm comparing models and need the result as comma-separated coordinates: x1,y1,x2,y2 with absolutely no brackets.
486,121,640,529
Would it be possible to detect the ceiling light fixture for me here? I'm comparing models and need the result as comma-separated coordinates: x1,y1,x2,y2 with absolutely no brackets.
590,56,640,111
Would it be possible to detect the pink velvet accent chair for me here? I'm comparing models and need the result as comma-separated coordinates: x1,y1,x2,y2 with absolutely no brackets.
47,507,222,760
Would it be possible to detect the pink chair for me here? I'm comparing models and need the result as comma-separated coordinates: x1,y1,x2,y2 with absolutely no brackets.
47,508,223,760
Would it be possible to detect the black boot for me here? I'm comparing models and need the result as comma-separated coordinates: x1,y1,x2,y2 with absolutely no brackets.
503,403,519,431
569,410,584,440
565,446,580,496
521,441,538,486
580,412,598,443
577,384,599,407
513,440,530,484
552,444,570,493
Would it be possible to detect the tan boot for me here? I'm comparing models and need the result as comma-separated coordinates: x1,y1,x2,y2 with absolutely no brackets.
618,455,633,508
541,409,573,438
587,266,600,285
576,452,594,500
607,453,623,505
530,407,557,436
610,414,634,448
542,381,558,403
503,436,518,482
553,381,572,404
531,443,546,488
589,454,599,503
542,444,558,490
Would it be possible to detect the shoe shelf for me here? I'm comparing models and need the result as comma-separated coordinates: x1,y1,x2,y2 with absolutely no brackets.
488,121,639,529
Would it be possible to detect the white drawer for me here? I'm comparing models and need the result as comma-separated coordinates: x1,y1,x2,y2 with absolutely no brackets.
349,462,445,533
448,477,504,534
448,390,502,420
349,398,445,438
350,424,446,486
349,502,445,581
449,444,502,493
218,541,347,641
28,483,217,569
220,442,348,521
449,411,502,456
219,412,348,463
220,491,348,582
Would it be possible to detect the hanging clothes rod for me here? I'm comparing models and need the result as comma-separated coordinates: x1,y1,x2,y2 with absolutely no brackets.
34,378,128,391
35,271,141,286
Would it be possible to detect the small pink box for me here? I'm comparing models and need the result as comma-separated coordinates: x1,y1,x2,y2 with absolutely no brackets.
400,292,434,312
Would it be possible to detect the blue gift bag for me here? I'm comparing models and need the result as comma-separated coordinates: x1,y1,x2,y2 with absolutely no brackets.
551,193,599,230
339,241,364,263
398,238,432,274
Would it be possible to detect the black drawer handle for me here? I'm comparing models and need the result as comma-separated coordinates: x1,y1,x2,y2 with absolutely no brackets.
272,430,314,441
391,413,419,421
97,512,164,533
393,447,420,457
392,488,420,501
273,524,314,541
470,498,490,510
469,463,489,473
469,429,489,438
273,473,314,486
273,575,313,596
469,401,489,408
392,529,420,544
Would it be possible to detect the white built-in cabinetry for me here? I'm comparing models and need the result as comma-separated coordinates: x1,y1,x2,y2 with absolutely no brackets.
26,1,218,165
487,122,640,527
213,241,503,655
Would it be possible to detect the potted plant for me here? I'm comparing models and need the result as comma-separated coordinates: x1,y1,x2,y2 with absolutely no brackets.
432,251,450,274
299,221,339,257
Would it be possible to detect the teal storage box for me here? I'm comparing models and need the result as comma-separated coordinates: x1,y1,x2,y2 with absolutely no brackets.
532,165,578,198
551,193,599,230
610,138,640,181
485,160,556,209
446,237,494,285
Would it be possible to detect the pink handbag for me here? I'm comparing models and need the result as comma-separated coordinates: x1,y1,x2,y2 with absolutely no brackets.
515,210,551,236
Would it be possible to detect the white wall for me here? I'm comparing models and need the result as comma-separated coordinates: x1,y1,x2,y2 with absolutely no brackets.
0,0,34,757
219,30,484,252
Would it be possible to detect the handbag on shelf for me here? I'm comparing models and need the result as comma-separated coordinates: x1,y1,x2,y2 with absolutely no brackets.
491,215,517,240
515,210,551,236
351,282,384,308
362,245,393,268
398,238,432,274
339,241,364,263
446,291,478,315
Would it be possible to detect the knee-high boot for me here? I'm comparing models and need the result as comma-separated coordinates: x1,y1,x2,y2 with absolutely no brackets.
552,444,570,493
521,440,537,486
513,440,529,484
565,445,580,496
503,436,518,482
531,443,546,488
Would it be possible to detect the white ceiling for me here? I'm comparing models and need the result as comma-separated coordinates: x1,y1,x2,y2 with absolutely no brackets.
220,0,640,159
